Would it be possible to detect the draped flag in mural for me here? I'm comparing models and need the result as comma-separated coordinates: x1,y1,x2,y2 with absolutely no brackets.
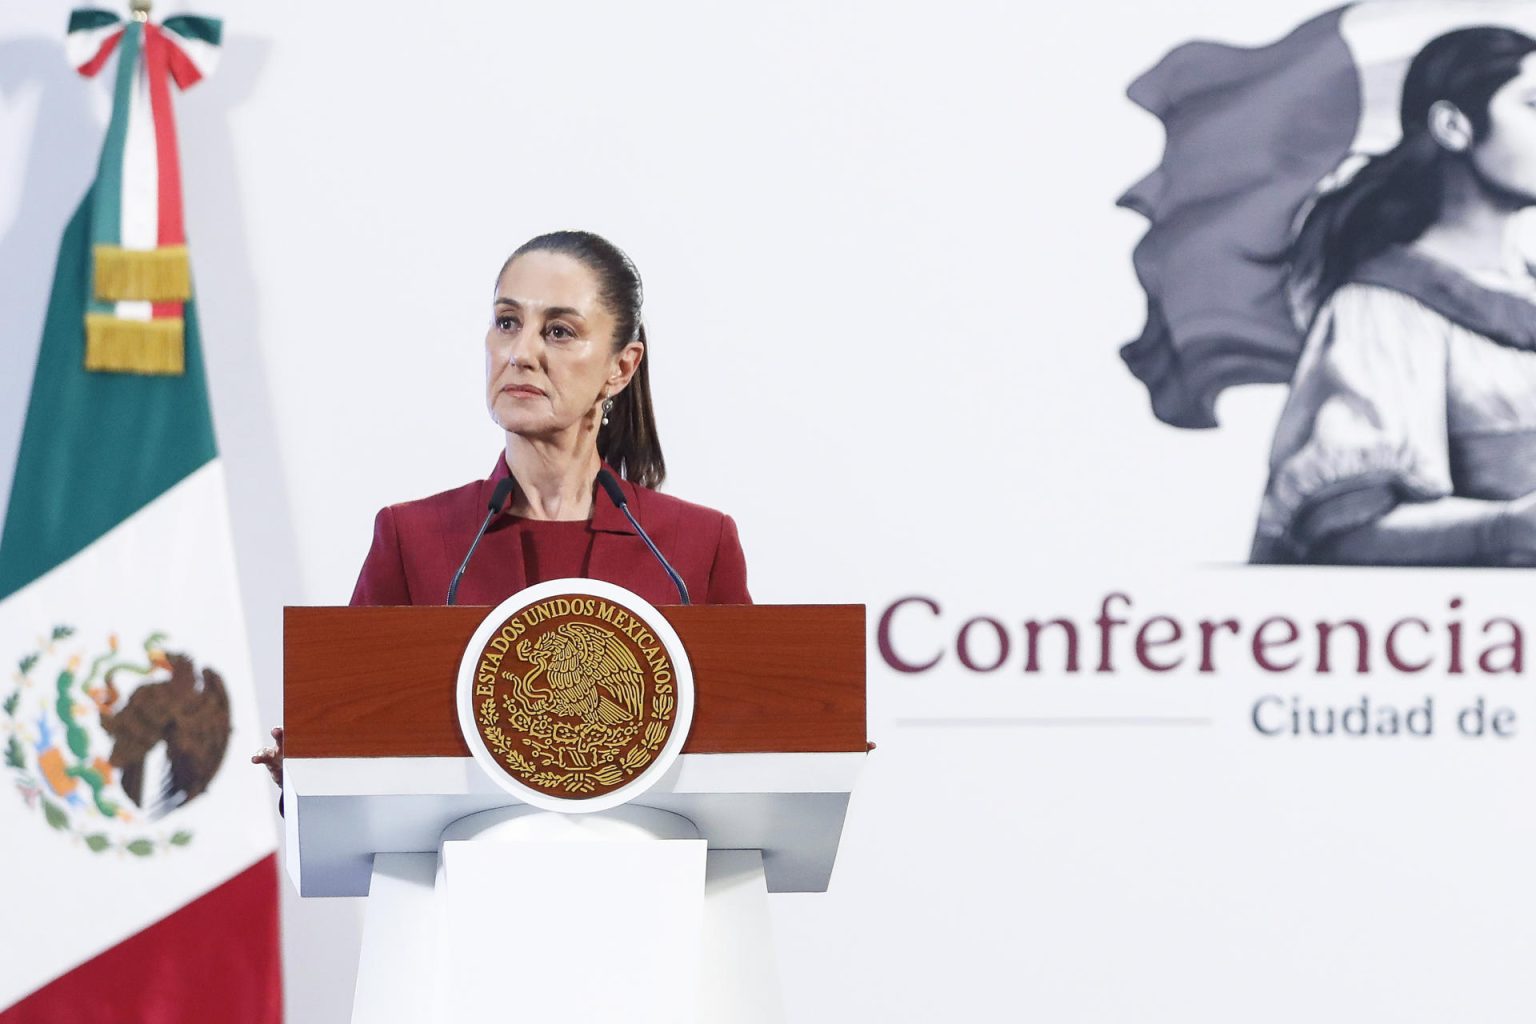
1117,5,1362,430
0,8,281,1022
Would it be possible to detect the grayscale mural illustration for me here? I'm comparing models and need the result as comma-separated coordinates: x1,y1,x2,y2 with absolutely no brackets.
1122,3,1536,567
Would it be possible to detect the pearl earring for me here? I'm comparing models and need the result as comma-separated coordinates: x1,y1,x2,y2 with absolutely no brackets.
601,397,614,426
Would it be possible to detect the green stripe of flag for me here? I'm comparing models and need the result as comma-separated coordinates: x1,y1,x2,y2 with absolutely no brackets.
90,21,140,250
0,188,218,601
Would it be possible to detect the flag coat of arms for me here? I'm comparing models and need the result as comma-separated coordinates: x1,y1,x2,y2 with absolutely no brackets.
0,8,281,1021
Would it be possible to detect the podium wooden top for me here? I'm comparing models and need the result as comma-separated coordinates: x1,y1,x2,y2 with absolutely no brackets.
284,604,865,758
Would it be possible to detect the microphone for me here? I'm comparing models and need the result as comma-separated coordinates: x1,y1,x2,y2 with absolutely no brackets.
446,477,517,605
595,468,691,605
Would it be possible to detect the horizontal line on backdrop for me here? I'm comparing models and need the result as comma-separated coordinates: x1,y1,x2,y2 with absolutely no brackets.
895,716,1213,728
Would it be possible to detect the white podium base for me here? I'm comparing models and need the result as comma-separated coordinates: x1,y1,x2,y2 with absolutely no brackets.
350,806,783,1024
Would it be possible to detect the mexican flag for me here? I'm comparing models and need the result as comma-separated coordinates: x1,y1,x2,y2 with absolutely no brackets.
0,9,281,1022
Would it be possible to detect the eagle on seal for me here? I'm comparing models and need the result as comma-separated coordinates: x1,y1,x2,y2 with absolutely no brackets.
100,649,231,819
514,623,645,726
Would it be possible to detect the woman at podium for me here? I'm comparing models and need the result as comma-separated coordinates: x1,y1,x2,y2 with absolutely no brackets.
351,230,751,608
254,231,749,787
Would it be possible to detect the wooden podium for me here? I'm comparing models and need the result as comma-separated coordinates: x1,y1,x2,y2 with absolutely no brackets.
283,604,866,1024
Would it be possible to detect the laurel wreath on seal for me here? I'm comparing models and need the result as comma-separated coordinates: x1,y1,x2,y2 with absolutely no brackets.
478,691,673,795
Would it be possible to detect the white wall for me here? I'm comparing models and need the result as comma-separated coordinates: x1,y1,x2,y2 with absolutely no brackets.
4,1,1534,1021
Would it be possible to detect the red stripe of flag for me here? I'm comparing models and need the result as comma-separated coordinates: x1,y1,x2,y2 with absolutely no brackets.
163,36,205,90
0,855,283,1024
142,25,186,248
76,30,125,79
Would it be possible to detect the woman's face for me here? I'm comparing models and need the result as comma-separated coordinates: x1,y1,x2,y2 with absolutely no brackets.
485,251,642,441
1471,53,1536,203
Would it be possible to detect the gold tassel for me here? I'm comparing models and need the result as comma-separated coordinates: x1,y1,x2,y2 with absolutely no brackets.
93,244,192,302
84,314,185,375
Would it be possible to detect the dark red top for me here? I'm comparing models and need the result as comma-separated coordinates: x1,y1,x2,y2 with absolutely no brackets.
349,456,752,607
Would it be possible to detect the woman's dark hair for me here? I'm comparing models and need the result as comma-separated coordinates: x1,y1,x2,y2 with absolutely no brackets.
1289,26,1536,310
501,230,666,489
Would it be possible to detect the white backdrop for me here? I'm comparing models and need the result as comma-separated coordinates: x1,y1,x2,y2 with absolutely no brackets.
3,1,1535,1020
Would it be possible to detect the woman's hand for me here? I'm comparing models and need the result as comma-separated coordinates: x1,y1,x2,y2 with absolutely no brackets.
251,726,284,788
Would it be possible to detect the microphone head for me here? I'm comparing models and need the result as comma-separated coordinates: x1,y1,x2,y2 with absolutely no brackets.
487,477,516,513
595,468,628,508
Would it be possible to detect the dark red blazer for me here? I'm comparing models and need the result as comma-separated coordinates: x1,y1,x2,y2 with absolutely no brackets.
349,456,751,607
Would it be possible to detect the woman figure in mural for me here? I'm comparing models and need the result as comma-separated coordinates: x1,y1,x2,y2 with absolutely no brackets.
1253,26,1536,565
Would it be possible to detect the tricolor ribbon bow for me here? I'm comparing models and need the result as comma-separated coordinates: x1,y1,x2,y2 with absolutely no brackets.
66,8,221,376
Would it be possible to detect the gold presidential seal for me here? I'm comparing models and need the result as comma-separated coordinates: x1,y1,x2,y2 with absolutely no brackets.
469,593,680,800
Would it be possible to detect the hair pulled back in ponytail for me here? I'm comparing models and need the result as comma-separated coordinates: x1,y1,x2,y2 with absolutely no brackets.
502,231,666,489
1289,27,1536,313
